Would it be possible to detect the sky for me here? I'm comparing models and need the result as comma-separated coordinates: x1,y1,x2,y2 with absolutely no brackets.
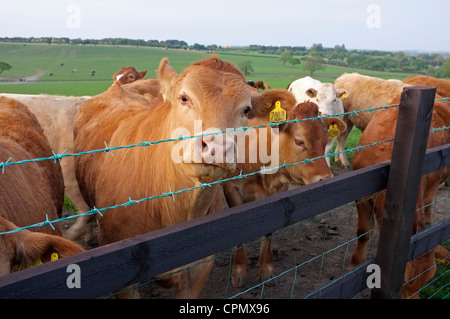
0,0,449,53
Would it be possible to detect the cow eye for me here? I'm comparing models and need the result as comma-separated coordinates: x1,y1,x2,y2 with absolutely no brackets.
243,106,252,116
295,138,306,148
179,94,192,106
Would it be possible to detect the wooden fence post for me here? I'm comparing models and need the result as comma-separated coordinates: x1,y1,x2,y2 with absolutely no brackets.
370,86,436,299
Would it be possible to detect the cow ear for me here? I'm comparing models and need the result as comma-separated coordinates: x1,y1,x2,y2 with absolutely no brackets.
139,70,147,79
250,89,296,119
16,231,84,269
322,117,347,136
336,89,348,101
306,88,317,98
158,58,178,102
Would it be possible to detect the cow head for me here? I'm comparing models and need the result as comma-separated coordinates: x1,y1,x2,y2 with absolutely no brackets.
251,90,346,185
278,101,346,184
0,218,84,276
305,83,347,116
158,57,253,181
113,67,147,85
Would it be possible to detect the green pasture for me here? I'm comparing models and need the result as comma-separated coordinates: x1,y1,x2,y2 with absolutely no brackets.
0,43,414,97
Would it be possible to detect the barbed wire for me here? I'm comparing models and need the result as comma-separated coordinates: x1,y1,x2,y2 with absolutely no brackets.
0,103,400,172
0,138,394,236
0,98,448,236
1,98,448,172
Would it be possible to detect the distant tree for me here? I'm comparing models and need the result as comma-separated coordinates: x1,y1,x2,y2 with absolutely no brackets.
0,62,12,74
289,57,301,68
441,57,450,78
310,43,324,53
278,50,293,67
303,56,325,76
238,60,254,76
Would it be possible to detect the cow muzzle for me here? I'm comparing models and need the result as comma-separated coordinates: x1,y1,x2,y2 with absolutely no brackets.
174,132,237,172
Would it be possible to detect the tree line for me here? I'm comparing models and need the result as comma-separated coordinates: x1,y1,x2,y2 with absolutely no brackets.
247,43,450,77
1,37,450,77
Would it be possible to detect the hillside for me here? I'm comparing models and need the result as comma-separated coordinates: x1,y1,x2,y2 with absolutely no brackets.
0,42,434,96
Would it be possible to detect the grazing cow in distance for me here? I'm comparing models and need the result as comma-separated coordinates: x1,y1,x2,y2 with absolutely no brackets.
350,93,450,299
333,73,409,168
288,76,347,166
247,80,270,91
223,90,346,288
74,56,267,298
113,66,147,85
0,96,84,276
404,75,450,99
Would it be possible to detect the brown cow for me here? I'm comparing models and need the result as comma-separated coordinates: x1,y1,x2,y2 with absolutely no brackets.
404,75,450,98
223,91,346,288
0,96,83,276
333,73,410,168
113,66,147,85
74,56,264,298
349,93,450,299
0,217,84,276
0,93,93,241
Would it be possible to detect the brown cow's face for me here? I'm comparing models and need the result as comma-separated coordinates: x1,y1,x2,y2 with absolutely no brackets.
158,57,252,180
0,217,84,276
113,67,147,85
279,102,345,185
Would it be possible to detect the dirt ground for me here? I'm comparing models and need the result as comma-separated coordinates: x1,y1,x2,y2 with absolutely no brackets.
62,163,450,299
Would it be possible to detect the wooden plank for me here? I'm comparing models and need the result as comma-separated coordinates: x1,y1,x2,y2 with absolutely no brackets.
0,143,447,299
408,219,450,261
304,218,450,299
371,86,436,299
303,258,375,299
422,143,450,175
0,161,390,299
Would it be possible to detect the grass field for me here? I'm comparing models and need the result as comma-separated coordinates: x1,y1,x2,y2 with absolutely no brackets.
0,42,414,96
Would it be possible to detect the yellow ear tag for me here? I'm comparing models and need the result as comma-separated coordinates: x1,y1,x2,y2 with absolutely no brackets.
17,258,42,271
328,124,340,139
340,93,346,101
270,101,286,123
51,253,59,261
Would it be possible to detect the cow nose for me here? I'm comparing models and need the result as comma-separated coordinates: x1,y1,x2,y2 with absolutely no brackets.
201,135,236,164
309,172,333,184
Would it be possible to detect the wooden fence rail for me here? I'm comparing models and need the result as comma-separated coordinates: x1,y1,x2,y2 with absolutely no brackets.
0,86,449,299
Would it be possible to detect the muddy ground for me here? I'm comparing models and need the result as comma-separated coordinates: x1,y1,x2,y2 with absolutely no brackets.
62,164,449,299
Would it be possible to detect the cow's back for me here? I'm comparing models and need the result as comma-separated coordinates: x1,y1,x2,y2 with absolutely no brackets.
334,73,409,130
404,75,450,99
0,97,64,234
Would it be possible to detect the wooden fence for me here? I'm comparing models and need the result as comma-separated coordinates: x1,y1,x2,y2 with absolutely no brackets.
0,86,449,299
